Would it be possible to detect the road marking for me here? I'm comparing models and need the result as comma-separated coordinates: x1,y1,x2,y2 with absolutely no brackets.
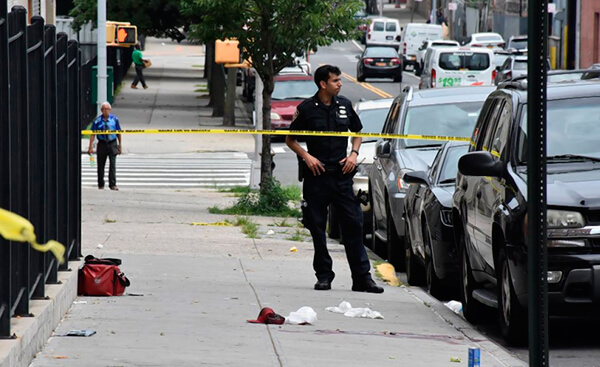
341,71,394,98
352,40,364,52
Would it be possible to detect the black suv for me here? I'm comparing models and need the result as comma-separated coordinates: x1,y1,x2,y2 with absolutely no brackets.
452,73,600,344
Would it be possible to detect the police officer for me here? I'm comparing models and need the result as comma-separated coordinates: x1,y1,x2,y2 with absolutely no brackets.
285,65,383,294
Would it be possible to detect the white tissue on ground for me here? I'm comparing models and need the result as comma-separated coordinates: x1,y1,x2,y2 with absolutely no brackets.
326,301,384,319
444,300,463,314
285,306,317,325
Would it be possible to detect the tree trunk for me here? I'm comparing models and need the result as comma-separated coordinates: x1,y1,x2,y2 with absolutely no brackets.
259,76,274,190
223,67,237,126
211,61,225,117
206,42,214,107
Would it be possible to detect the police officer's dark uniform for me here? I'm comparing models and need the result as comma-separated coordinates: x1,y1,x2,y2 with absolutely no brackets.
289,93,382,293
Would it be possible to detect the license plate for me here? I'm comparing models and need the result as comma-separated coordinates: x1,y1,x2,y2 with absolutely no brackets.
386,36,393,40
375,62,387,66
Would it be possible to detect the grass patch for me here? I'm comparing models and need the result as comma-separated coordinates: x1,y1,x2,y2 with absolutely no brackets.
273,218,294,227
287,229,308,242
209,178,301,217
228,216,259,238
219,186,251,195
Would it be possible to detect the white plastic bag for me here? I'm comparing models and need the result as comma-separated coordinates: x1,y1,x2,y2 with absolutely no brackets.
326,301,384,319
286,306,317,325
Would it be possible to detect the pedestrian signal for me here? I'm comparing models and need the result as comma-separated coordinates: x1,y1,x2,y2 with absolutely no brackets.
115,26,137,45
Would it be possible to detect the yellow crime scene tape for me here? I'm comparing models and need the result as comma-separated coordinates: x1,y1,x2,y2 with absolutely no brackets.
82,129,470,142
190,221,233,226
0,208,66,264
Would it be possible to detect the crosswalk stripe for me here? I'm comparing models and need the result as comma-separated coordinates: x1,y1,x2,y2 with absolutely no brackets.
82,152,251,188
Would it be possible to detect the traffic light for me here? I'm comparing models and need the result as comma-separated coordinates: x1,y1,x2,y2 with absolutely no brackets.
115,25,137,46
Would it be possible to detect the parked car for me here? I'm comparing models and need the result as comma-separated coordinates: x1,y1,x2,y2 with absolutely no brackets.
452,73,600,345
243,54,311,102
419,46,496,89
368,86,495,269
495,55,552,85
506,35,527,51
356,46,402,82
365,17,401,50
328,98,394,244
415,39,460,75
353,9,370,43
493,50,513,71
465,32,505,51
270,74,316,131
403,141,469,298
399,23,443,70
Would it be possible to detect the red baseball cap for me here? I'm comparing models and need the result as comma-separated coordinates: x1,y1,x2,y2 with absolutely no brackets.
247,307,285,325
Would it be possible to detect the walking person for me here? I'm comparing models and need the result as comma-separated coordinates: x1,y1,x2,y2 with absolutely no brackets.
131,44,148,89
88,102,122,191
285,65,383,294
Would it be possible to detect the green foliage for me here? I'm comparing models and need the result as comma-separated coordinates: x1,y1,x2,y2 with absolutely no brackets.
180,0,364,87
209,178,301,217
287,228,309,242
69,0,192,39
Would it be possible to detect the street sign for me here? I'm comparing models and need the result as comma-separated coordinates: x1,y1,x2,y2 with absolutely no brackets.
448,2,457,11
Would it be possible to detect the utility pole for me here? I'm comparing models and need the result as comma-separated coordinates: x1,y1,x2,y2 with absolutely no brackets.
97,0,107,115
250,74,263,189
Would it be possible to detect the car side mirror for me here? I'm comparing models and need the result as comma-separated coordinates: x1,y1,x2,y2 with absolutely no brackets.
376,140,392,158
403,171,430,186
458,151,505,178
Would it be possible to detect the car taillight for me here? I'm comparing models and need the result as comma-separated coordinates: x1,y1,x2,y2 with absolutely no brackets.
391,58,401,65
492,70,497,82
403,42,407,55
498,43,505,48
431,69,436,87
367,33,371,40
363,58,374,65
507,70,512,79
472,44,482,47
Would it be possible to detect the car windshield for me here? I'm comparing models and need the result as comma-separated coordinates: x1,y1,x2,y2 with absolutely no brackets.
364,47,398,58
439,51,490,71
272,80,317,100
438,145,469,183
518,97,600,162
510,40,528,50
358,107,389,142
402,102,483,147
476,35,503,42
513,60,528,70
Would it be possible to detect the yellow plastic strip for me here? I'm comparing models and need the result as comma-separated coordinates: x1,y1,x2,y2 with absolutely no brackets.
82,129,471,142
190,221,233,226
0,208,66,264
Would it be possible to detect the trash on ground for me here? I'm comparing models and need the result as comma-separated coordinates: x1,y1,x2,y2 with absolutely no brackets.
62,329,96,337
285,306,317,325
375,263,401,286
73,300,87,304
247,307,285,325
289,246,298,252
450,357,461,363
266,229,275,235
444,300,463,314
326,301,384,319
96,244,103,249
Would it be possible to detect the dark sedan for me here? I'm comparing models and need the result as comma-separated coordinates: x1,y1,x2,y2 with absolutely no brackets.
356,46,402,82
403,141,469,298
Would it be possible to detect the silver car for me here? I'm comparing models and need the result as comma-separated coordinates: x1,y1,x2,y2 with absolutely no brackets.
368,86,495,269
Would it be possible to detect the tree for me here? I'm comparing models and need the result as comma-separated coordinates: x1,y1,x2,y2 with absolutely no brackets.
69,0,192,41
181,0,363,190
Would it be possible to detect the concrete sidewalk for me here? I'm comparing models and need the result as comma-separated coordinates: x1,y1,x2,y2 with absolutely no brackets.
27,37,526,366
30,188,525,367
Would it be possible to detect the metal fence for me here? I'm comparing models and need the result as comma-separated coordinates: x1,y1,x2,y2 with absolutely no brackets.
0,5,81,338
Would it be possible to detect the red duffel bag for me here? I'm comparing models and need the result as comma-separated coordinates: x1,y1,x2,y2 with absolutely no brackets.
78,255,131,296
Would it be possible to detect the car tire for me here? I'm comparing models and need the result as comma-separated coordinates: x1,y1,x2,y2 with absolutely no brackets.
327,205,342,242
423,222,444,298
357,74,366,82
386,204,405,271
458,227,485,323
498,248,527,346
370,195,385,253
405,222,425,285
393,74,402,83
